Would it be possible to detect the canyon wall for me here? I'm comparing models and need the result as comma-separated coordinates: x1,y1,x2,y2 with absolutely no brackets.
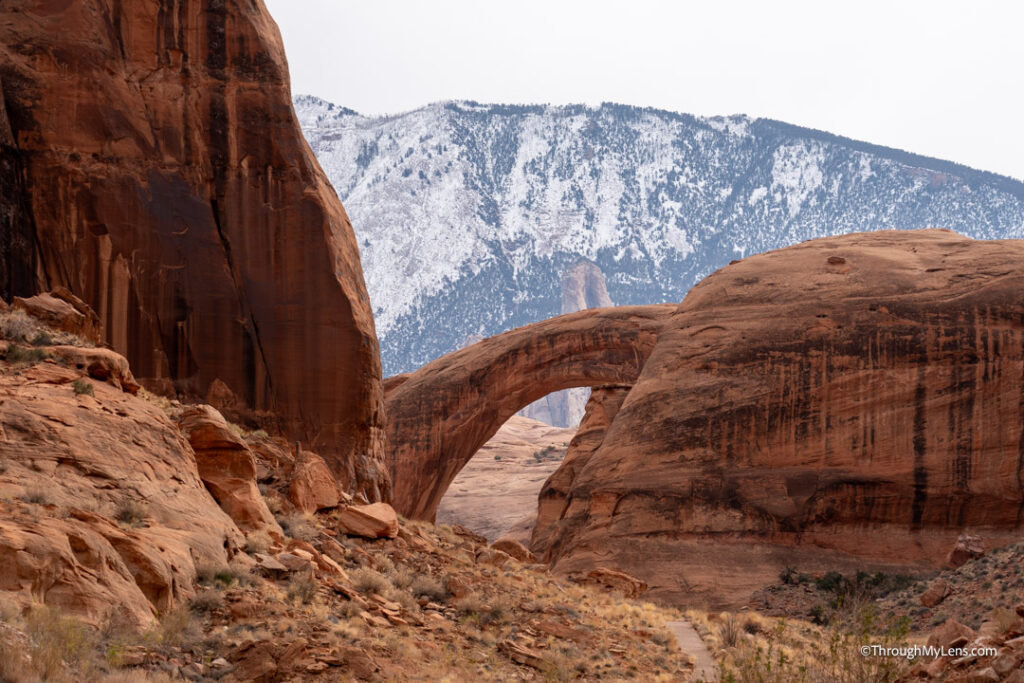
0,0,386,498
536,230,1024,607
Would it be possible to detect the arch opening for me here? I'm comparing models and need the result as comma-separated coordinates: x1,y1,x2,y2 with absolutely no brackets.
385,304,676,521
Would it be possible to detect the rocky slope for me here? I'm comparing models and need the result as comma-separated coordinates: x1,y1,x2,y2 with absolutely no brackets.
0,298,697,681
436,416,574,540
0,0,386,499
530,229,1024,608
295,95,1024,385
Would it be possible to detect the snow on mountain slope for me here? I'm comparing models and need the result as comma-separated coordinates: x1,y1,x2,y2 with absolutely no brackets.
296,95,1024,409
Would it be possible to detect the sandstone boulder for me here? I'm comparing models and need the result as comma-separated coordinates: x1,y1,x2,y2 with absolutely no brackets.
928,619,978,649
337,503,399,539
46,345,140,394
11,288,101,343
490,538,536,564
947,535,985,568
177,405,282,537
921,579,952,608
289,451,347,514
571,568,648,599
0,0,388,501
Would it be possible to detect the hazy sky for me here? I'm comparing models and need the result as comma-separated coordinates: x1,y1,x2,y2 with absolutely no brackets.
264,0,1024,181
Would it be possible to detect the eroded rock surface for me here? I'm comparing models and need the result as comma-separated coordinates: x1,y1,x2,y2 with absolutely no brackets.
0,355,244,625
177,405,283,537
0,0,386,499
538,230,1024,607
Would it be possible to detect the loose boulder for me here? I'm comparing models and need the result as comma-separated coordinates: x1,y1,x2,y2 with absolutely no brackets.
337,503,399,539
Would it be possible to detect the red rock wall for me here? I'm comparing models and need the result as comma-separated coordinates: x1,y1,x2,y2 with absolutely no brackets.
0,0,387,498
538,230,1024,608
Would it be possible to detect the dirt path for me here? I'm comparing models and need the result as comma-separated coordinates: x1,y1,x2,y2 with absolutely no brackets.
667,620,717,681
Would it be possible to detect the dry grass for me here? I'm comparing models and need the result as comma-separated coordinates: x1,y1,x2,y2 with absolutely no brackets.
188,589,223,613
244,529,273,554
287,575,318,605
350,567,390,595
277,512,319,542
114,500,147,527
410,575,448,601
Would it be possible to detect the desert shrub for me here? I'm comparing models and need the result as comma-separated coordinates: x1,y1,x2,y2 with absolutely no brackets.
189,589,223,613
779,565,801,585
30,330,53,347
24,606,98,680
5,344,47,365
244,529,273,555
277,512,318,542
114,500,147,526
719,613,743,648
155,606,202,649
350,568,389,595
287,575,318,605
0,311,37,343
389,566,415,590
410,575,448,602
72,378,94,396
20,487,50,505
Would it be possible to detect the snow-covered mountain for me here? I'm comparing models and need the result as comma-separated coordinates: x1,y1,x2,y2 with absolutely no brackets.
296,95,1024,409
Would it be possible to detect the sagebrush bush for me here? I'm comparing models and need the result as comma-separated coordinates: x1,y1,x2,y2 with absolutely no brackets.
410,575,448,602
287,575,318,605
72,378,94,396
350,567,389,595
114,500,147,526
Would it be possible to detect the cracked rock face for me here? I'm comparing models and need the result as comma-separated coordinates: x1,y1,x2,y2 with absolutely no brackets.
0,0,387,499
535,230,1024,608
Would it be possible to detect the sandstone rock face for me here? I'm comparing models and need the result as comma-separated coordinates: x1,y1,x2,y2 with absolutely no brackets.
387,305,675,520
177,405,282,536
0,355,244,625
538,230,1024,608
0,0,386,499
531,385,631,560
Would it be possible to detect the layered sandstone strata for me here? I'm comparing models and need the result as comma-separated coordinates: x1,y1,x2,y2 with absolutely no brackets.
536,230,1024,607
0,0,385,498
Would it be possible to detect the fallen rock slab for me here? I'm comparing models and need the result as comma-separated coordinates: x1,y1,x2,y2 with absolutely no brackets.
337,503,399,539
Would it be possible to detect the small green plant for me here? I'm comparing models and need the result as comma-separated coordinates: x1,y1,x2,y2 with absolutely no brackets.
5,344,47,365
30,330,53,347
72,378,94,396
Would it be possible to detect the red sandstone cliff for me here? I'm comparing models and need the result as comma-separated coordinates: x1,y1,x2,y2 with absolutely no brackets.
534,230,1024,607
0,0,386,498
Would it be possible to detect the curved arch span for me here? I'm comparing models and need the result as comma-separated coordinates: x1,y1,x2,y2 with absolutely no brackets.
385,304,676,520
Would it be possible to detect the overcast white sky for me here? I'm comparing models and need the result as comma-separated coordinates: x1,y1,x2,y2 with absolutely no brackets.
264,0,1024,181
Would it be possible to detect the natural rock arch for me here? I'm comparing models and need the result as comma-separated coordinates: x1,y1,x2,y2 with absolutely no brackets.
385,305,676,520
